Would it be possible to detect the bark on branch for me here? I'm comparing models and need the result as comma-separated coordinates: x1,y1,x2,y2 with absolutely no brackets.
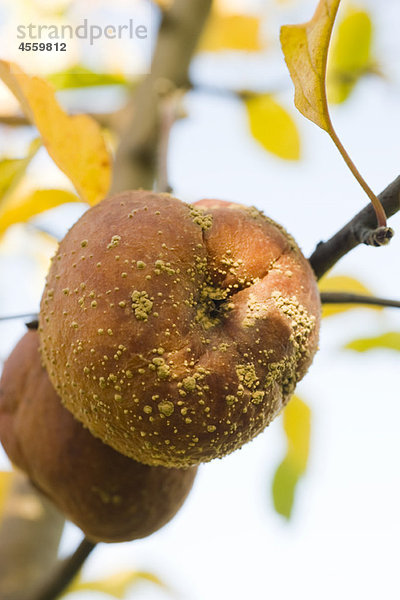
111,0,213,194
0,473,64,600
309,175,400,279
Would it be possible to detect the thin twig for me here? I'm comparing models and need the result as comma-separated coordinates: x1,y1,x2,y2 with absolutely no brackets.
31,537,96,600
0,313,38,322
0,112,115,128
320,292,400,309
156,88,185,193
309,175,400,279
0,474,64,600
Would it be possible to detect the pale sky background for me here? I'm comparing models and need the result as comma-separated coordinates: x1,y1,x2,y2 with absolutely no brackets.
1,0,400,599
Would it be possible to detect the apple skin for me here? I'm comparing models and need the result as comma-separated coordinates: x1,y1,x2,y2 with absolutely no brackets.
39,190,320,468
0,331,197,543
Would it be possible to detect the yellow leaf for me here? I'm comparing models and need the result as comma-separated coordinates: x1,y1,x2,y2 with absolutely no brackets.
280,0,341,133
200,12,262,52
319,275,379,318
0,471,13,522
0,61,111,205
283,396,311,474
245,94,301,160
328,7,373,104
0,139,41,202
346,332,400,353
63,569,165,598
281,0,386,227
0,189,81,237
272,396,311,519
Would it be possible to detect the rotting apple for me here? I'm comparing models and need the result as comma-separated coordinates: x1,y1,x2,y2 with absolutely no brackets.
0,330,197,543
38,191,321,468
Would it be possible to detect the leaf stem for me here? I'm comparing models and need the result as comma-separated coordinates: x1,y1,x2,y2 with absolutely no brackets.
329,127,388,228
320,292,400,309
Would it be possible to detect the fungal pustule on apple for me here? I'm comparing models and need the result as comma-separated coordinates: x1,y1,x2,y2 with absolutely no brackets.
0,330,197,543
39,191,321,468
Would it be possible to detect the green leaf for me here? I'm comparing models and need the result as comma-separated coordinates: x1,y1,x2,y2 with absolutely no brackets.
48,65,129,90
272,396,311,520
328,7,374,104
63,569,165,598
346,332,400,353
0,139,41,203
245,95,301,160
319,274,379,318
272,458,300,520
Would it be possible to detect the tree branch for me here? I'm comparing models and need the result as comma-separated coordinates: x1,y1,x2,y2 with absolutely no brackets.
309,175,400,279
30,538,96,600
156,89,185,193
0,112,115,128
0,473,64,600
110,0,213,194
320,292,400,309
0,313,38,322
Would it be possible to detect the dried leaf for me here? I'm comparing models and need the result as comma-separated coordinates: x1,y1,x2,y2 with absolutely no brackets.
0,189,81,237
282,0,386,227
346,332,400,353
328,7,373,104
200,12,262,52
319,275,379,318
272,396,311,519
0,60,111,205
280,0,341,132
245,94,301,160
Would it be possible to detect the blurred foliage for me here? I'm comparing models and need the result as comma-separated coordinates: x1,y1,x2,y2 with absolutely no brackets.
48,65,129,90
0,189,80,238
318,274,380,318
272,396,311,519
199,10,262,52
245,94,300,160
0,60,111,206
0,139,41,202
328,5,374,104
346,332,400,353
0,471,13,520
63,569,166,599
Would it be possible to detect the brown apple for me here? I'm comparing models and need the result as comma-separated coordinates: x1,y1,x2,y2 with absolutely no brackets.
39,191,320,468
0,330,197,543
